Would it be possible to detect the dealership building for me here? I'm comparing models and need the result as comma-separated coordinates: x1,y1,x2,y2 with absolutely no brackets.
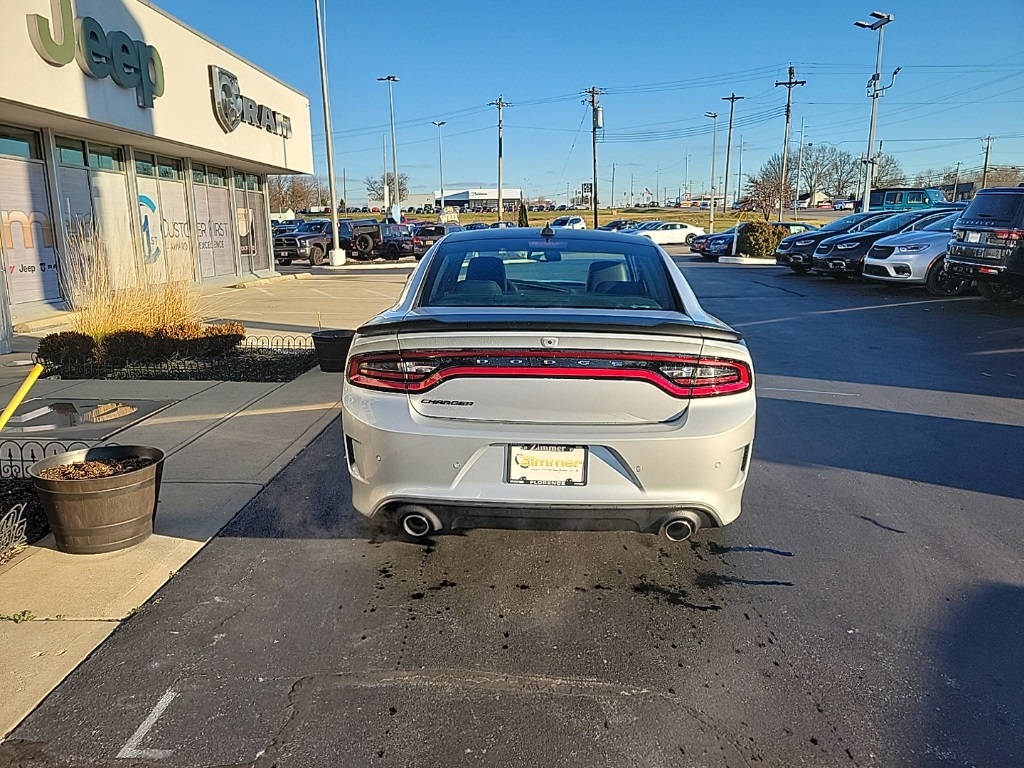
436,188,523,209
0,0,312,349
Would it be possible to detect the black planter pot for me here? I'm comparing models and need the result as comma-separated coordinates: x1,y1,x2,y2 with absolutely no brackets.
28,445,165,555
311,329,354,373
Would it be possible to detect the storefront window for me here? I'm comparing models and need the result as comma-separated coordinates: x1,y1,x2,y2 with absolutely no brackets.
206,166,226,187
135,152,156,177
192,165,207,185
246,174,258,191
88,144,124,172
157,156,182,180
234,173,245,190
56,136,86,166
0,126,41,161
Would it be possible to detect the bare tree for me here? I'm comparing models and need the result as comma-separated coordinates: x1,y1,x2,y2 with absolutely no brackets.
982,167,1024,188
820,149,861,200
745,153,795,220
874,154,907,187
266,175,323,212
365,172,409,203
800,145,833,203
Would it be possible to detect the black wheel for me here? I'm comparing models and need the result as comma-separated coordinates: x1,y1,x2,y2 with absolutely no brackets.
788,264,810,275
977,281,1024,302
925,260,970,297
354,233,374,255
685,232,696,245
276,259,292,267
309,246,325,266
385,244,400,261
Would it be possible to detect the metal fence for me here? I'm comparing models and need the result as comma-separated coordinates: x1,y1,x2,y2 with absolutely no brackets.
0,502,28,564
0,439,92,479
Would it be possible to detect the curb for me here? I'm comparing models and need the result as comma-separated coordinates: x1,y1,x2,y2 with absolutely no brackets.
230,273,311,289
12,312,80,334
718,256,780,266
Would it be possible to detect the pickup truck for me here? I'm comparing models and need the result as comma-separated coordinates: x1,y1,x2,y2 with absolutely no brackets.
273,219,382,265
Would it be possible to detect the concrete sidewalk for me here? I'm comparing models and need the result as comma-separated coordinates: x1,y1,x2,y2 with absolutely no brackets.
0,272,409,738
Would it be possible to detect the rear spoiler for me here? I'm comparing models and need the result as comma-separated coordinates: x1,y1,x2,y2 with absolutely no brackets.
357,312,743,343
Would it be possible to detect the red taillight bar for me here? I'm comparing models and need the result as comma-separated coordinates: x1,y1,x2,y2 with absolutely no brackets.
347,350,752,398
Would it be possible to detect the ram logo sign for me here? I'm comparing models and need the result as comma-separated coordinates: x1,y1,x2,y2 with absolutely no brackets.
209,65,292,139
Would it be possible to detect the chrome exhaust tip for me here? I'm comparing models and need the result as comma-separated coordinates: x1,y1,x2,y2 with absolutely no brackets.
396,505,440,538
661,512,702,542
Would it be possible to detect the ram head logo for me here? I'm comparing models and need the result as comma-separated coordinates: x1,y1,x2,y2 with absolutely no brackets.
210,65,242,133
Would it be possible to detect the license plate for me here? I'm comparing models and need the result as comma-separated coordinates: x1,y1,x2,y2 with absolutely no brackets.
423,239,436,246
966,232,981,243
507,445,587,486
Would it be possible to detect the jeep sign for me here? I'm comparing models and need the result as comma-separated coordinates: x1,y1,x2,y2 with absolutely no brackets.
210,66,292,139
27,0,165,109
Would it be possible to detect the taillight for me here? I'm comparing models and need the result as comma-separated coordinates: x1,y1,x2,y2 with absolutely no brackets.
992,229,1023,242
412,237,421,245
347,351,752,398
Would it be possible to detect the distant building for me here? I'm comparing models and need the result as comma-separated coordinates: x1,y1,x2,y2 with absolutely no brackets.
435,189,523,209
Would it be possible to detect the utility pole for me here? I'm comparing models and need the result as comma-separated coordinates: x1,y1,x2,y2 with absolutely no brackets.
630,173,634,207
705,111,718,233
656,169,660,205
951,160,961,201
721,93,744,215
856,11,895,213
775,64,806,222
584,87,603,228
737,136,743,206
377,75,400,215
314,0,340,260
981,136,994,189
490,96,510,220
567,182,571,208
684,149,689,200
611,163,616,214
795,118,806,207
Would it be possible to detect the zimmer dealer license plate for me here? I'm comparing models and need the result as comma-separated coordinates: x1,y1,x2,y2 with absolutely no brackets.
507,445,588,486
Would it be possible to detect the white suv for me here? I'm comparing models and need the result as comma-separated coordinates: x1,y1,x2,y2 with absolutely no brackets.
551,215,586,230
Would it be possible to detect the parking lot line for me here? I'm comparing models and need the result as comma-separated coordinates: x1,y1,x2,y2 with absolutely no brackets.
116,688,177,760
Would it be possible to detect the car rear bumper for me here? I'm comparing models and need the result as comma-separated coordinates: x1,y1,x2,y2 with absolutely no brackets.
341,389,756,530
945,257,1020,284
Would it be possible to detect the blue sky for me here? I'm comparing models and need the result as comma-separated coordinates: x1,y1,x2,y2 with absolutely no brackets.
160,0,1024,204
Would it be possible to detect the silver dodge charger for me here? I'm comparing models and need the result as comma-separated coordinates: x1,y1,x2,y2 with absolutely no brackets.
341,227,756,541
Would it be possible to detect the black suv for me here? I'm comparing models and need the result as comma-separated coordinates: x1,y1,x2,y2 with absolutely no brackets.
776,211,894,274
411,223,463,260
811,208,950,278
945,186,1024,302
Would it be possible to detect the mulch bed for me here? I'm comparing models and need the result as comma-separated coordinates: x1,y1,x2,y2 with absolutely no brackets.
37,457,155,481
0,477,48,549
43,347,318,383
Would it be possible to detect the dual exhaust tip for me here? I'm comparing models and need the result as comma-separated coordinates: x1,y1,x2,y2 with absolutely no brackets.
397,505,703,542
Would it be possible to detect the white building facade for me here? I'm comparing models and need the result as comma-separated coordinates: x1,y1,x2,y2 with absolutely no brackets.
435,189,523,209
0,0,313,347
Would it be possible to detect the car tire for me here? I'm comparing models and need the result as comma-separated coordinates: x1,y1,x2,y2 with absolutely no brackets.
354,234,375,255
977,281,1024,302
276,259,292,267
685,233,696,245
385,244,400,261
788,264,810,275
925,259,970,297
309,246,325,266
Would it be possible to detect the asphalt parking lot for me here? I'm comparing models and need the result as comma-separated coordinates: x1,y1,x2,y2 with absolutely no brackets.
4,257,1022,767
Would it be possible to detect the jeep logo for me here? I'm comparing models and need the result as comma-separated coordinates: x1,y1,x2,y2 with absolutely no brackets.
27,0,165,109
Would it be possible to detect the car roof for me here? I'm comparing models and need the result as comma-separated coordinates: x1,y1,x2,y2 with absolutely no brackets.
437,227,660,245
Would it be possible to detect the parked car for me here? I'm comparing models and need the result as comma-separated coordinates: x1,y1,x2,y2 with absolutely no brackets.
704,222,818,260
861,212,970,296
599,219,640,232
341,227,756,540
551,215,586,230
273,218,382,266
412,222,464,260
945,186,1024,302
630,220,706,246
690,228,733,257
378,223,419,261
463,222,490,231
490,221,517,228
832,200,854,211
775,211,897,274
853,187,947,213
812,209,951,278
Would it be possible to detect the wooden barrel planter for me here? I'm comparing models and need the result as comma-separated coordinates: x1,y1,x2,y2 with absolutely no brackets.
28,445,165,555
311,329,355,373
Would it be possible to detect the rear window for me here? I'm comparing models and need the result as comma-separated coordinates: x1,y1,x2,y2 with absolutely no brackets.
417,225,445,238
418,237,680,311
962,193,1024,225
551,217,570,226
923,212,960,232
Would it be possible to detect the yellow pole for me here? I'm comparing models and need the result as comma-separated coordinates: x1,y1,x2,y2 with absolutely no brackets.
0,363,45,432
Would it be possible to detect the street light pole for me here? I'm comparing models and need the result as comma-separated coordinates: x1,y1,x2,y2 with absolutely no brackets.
314,0,340,261
377,75,400,217
705,111,718,233
856,11,894,213
432,121,446,215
